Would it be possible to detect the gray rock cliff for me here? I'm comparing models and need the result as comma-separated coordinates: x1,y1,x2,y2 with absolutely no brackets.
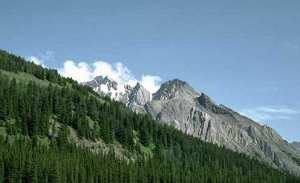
292,141,300,151
83,77,300,174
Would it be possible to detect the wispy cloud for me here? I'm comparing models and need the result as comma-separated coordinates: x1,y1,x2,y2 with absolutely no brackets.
140,75,162,94
240,106,299,123
58,60,162,94
27,50,55,67
27,56,43,65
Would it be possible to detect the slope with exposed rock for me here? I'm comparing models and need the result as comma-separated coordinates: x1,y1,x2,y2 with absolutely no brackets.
292,141,300,151
84,77,300,174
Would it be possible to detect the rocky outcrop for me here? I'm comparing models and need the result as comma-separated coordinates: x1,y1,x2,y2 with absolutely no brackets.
127,83,151,113
83,77,300,175
82,76,120,99
82,77,150,113
292,141,300,151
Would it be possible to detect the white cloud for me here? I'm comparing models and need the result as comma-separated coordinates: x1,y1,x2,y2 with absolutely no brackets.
27,52,162,93
240,106,299,123
59,60,92,83
58,60,162,94
92,61,136,86
141,75,162,94
28,56,43,65
27,50,55,67
256,107,298,114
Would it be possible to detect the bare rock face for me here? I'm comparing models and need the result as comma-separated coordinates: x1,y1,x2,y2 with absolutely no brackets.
146,79,300,175
127,83,151,113
83,77,300,175
292,141,300,151
83,77,150,113
152,79,200,101
82,76,121,99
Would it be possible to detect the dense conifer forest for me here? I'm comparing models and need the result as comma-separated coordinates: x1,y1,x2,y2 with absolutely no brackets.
0,49,299,182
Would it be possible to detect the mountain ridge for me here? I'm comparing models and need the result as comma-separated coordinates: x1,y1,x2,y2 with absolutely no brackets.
84,75,300,174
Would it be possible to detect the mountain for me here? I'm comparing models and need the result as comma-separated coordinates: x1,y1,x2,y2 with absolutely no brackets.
1,49,299,182
127,83,151,113
292,141,300,151
84,76,300,174
147,79,300,173
82,75,132,100
82,76,151,113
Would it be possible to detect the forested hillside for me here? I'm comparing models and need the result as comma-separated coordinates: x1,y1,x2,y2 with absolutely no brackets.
0,49,299,183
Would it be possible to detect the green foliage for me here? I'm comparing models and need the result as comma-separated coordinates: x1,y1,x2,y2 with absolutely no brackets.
0,138,299,183
0,49,299,182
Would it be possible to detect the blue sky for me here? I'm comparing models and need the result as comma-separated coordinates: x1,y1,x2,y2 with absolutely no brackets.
1,0,300,141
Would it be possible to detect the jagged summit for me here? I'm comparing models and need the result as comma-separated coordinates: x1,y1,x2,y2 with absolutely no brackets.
83,76,151,112
127,83,151,113
95,76,118,88
152,79,200,100
82,76,120,99
129,83,151,105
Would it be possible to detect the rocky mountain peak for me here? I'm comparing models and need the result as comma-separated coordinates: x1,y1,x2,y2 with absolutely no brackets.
83,76,151,113
152,79,200,100
129,82,151,106
82,76,124,99
93,76,118,90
